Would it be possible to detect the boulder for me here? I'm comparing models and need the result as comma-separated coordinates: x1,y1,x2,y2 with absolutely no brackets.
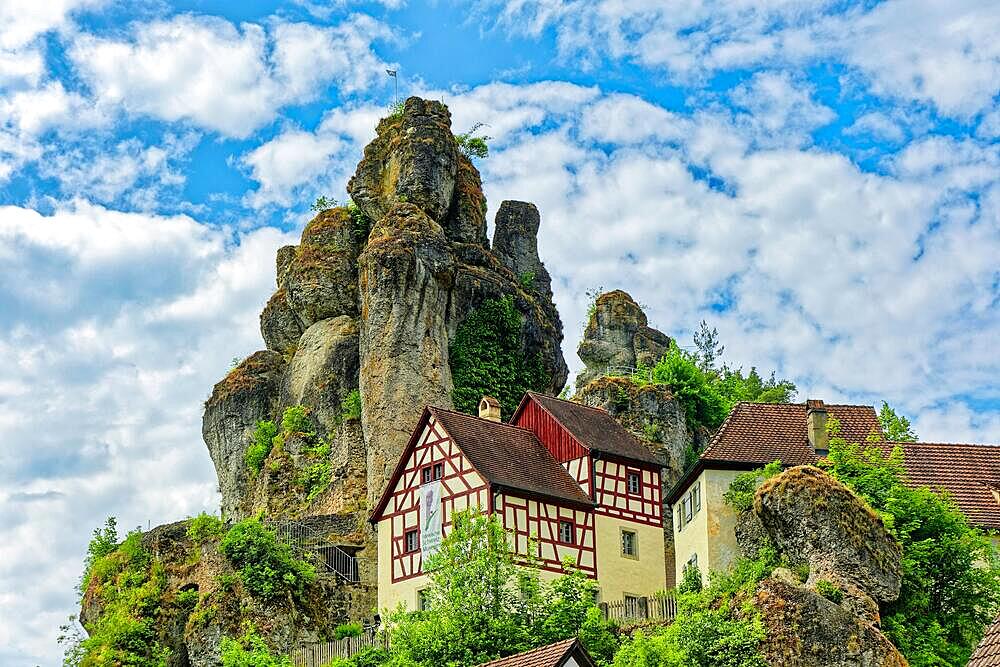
282,316,360,434
357,202,456,505
203,351,285,519
577,290,672,388
754,465,902,605
755,577,908,667
443,153,488,245
348,97,458,223
259,288,303,353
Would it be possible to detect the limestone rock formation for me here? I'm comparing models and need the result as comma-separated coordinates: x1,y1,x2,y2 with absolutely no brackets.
577,290,671,388
744,466,906,666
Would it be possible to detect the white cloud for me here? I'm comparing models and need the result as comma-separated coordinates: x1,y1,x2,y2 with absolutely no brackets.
69,14,395,137
479,0,1000,117
0,201,297,664
0,0,105,49
728,71,835,147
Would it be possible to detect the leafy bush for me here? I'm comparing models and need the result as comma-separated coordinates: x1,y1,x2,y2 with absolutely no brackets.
815,579,843,604
322,646,389,667
341,389,362,422
310,196,337,213
722,461,783,513
221,624,293,667
246,420,278,474
176,588,200,609
345,200,371,241
449,296,549,419
333,622,364,640
281,405,313,436
455,122,491,159
298,461,332,501
385,99,405,120
634,342,727,430
219,519,315,601
187,512,225,543
518,271,536,289
877,402,917,442
678,563,703,594
820,431,1000,666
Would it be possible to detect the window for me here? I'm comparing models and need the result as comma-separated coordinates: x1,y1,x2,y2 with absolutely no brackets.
432,462,444,480
420,466,432,484
627,470,641,495
404,529,419,553
683,494,693,522
621,529,637,558
558,520,575,544
417,589,431,611
676,505,684,531
692,481,701,513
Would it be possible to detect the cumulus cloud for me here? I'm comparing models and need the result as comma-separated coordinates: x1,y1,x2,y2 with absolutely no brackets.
69,14,396,137
477,0,1000,117
0,202,297,664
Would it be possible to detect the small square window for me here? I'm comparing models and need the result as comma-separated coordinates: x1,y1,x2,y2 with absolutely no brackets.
621,529,637,558
405,529,419,553
627,471,642,495
420,466,432,484
433,463,444,480
558,520,575,544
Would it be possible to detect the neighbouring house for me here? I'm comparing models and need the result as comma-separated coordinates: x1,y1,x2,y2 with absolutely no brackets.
971,615,1000,667
475,638,597,667
665,399,883,584
370,391,667,612
665,398,1000,590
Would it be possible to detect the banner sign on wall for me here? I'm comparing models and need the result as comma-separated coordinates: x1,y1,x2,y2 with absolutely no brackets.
421,481,442,558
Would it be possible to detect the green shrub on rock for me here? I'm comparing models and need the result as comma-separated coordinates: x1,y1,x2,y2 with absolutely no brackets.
186,512,225,543
246,420,278,474
220,623,293,667
219,519,315,601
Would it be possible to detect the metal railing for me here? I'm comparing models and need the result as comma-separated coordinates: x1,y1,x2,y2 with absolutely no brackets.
266,519,360,583
291,629,387,667
605,365,653,382
601,593,677,627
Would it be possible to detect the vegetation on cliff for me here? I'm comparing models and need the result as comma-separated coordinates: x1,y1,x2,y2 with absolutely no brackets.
449,296,549,420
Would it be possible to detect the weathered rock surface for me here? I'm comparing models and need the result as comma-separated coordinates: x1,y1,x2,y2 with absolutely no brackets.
755,577,908,667
203,351,286,519
576,290,672,388
443,154,488,245
741,466,907,666
755,465,902,605
282,316,360,433
348,97,457,223
358,202,456,504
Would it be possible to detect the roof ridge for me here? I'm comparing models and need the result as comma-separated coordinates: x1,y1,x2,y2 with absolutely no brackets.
891,440,1000,448
427,405,536,433
527,390,610,414
477,638,577,666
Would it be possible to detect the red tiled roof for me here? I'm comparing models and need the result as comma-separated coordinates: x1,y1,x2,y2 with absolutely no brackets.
889,441,1000,532
699,402,882,466
429,407,593,507
525,391,661,465
969,613,1000,667
476,638,594,667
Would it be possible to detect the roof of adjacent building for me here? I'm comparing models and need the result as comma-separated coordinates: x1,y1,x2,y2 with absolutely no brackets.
969,613,1000,667
889,440,1000,531
428,407,593,507
666,401,881,504
475,638,595,667
700,401,881,466
522,391,661,465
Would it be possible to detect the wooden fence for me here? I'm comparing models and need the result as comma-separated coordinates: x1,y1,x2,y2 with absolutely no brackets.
290,630,388,667
601,593,678,627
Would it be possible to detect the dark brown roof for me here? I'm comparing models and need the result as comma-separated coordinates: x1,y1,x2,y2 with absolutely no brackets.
524,391,661,465
699,402,882,466
889,441,1000,531
666,401,881,504
476,638,595,667
429,407,593,507
969,613,1000,667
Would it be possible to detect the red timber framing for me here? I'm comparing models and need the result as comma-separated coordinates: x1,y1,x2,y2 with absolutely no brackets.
498,492,597,577
376,412,489,583
593,456,662,527
513,395,663,529
514,398,592,496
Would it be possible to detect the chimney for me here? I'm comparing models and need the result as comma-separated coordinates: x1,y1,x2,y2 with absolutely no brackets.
806,399,828,455
478,396,501,422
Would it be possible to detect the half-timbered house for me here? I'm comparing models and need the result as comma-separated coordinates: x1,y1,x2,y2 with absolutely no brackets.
371,392,667,612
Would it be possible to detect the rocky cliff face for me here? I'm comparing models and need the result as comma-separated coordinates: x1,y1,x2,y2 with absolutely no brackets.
742,466,907,666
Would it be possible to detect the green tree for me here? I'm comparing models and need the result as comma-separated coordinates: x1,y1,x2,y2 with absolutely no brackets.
219,519,315,601
877,402,917,442
692,320,724,373
80,516,119,595
820,431,1000,666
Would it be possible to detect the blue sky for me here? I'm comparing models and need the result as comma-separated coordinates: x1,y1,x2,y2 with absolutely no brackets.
1,0,998,663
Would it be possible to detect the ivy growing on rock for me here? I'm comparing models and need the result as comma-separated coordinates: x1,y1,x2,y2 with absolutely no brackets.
449,296,549,420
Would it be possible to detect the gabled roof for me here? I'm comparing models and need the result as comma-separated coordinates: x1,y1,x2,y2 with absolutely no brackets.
519,391,661,466
889,440,1000,531
429,407,592,507
970,613,1000,667
370,406,593,522
699,402,881,466
666,401,880,504
476,638,596,667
